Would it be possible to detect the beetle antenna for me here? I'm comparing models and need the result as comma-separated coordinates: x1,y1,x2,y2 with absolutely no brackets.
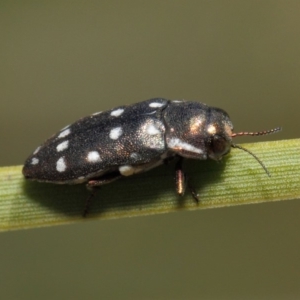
231,127,281,177
231,127,281,138
231,143,270,177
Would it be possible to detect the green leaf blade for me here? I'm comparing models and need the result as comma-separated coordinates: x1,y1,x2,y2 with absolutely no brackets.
0,139,299,232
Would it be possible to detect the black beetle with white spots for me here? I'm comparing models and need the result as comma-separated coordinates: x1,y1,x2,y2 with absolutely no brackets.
23,98,281,215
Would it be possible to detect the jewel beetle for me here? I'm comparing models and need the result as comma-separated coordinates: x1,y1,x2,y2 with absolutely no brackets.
23,98,281,214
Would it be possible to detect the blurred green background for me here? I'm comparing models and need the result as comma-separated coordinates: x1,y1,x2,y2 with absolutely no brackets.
1,1,300,299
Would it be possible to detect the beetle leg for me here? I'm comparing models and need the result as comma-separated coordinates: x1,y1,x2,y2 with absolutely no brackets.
187,178,199,203
175,158,199,203
175,157,186,196
83,190,97,217
83,172,122,217
86,172,122,189
163,155,176,165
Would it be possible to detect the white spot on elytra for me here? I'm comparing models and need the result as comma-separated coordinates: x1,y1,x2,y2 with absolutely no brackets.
56,157,67,172
56,140,69,152
149,102,164,108
61,124,70,131
167,138,204,155
58,128,71,139
119,165,134,176
109,127,123,140
146,124,160,135
110,108,124,117
92,111,102,116
33,146,41,155
31,157,39,165
74,176,86,183
87,151,101,162
172,99,184,103
130,152,139,160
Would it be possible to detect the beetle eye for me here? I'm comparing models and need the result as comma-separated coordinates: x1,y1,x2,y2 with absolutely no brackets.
210,135,230,159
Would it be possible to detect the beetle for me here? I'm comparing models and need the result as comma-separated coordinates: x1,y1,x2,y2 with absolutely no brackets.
23,98,280,214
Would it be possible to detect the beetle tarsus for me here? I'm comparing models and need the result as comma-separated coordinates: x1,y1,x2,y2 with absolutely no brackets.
83,189,97,217
187,179,199,203
83,172,122,217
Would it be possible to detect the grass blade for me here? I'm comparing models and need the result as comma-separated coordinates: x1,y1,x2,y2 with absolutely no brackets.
0,139,299,231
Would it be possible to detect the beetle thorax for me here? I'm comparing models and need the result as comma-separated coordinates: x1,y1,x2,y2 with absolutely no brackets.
163,101,233,161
